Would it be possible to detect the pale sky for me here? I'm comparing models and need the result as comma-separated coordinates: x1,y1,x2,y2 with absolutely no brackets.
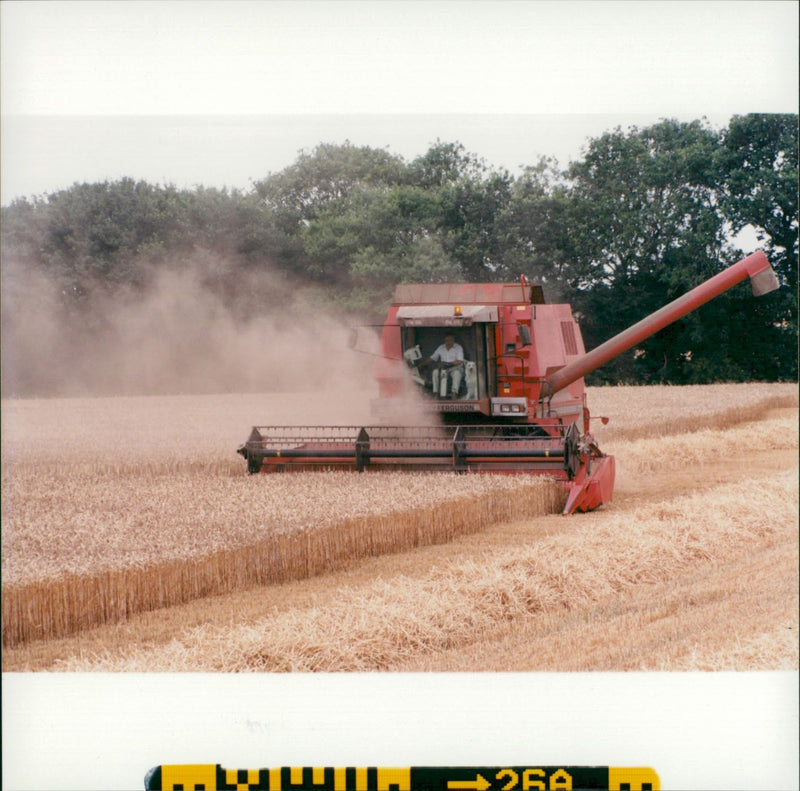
1,0,798,203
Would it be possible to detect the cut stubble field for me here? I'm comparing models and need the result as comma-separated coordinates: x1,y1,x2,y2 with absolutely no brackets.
2,382,797,671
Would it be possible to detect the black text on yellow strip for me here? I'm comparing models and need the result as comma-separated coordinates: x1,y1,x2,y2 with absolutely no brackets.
144,765,660,791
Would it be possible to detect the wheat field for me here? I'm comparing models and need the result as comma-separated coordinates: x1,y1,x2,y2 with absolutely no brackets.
51,467,798,672
2,387,566,646
2,382,797,670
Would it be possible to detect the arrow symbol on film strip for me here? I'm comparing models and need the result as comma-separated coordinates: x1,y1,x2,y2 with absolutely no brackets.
447,775,491,791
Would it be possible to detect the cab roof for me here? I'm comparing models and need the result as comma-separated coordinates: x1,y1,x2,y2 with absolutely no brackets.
392,281,546,306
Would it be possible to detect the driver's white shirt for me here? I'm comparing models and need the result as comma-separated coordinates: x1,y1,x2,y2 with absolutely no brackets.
431,342,464,363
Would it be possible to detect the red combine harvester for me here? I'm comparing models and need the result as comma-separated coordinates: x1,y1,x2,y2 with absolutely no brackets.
238,251,779,514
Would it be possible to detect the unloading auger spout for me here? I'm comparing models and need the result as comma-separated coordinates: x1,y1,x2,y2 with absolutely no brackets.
545,250,780,397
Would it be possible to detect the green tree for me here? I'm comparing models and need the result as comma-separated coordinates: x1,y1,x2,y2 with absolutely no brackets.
557,119,743,384
253,141,408,233
250,141,414,293
407,139,486,188
495,157,575,300
2,180,181,303
409,142,513,281
299,181,459,312
438,169,514,281
717,113,798,381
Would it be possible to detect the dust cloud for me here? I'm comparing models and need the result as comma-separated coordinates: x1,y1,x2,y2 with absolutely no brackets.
0,254,421,421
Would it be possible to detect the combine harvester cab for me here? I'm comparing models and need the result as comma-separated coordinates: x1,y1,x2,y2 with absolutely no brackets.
239,251,779,514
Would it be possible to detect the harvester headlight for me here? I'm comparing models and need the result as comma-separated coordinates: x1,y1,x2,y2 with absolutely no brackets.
501,404,511,413
454,305,462,316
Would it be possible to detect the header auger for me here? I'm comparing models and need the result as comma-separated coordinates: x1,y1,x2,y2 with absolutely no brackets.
238,251,779,514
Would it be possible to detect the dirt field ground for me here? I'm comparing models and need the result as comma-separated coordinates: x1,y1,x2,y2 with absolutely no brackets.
2,384,797,671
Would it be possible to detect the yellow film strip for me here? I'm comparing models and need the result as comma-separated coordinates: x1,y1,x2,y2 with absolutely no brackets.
145,765,660,791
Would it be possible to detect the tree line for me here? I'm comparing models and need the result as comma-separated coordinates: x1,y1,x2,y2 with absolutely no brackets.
1,113,796,391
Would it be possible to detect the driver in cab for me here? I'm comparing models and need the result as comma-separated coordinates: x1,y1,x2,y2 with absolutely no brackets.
423,333,464,398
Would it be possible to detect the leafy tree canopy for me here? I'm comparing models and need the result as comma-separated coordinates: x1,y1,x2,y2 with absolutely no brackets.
252,141,408,232
2,116,796,394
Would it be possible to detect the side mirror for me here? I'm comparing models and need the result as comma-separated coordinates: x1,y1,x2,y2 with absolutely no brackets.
518,323,532,347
